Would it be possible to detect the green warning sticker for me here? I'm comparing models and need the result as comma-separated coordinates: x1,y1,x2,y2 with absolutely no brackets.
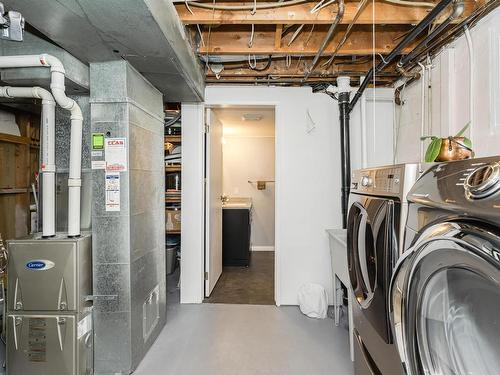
92,133,105,150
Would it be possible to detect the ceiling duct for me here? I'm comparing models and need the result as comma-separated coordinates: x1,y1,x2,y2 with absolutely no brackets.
0,32,89,94
1,0,205,101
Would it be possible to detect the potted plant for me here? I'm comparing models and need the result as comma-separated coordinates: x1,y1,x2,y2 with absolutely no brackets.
421,123,474,162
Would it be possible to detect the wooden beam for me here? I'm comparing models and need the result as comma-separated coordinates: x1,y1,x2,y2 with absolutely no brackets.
176,1,477,25
0,133,31,145
274,24,283,49
199,25,421,55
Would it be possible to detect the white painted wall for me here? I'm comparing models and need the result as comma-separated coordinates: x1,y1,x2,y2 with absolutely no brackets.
396,7,500,163
350,88,395,168
223,136,276,249
181,85,396,305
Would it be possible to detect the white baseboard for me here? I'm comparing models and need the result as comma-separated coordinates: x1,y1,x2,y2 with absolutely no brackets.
251,246,275,252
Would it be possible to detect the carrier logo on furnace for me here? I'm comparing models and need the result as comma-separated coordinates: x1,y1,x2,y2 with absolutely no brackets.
26,260,55,271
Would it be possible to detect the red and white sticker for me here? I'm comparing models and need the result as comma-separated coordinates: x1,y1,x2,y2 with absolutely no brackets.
105,137,127,172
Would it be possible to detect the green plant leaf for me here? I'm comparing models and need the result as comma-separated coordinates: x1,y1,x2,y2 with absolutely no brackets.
463,137,472,149
425,138,442,162
455,122,470,137
420,136,438,141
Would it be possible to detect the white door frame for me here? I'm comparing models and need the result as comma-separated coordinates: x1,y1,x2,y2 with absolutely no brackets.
203,101,281,305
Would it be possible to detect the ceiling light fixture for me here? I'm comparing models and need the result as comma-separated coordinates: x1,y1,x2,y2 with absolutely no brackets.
242,113,263,122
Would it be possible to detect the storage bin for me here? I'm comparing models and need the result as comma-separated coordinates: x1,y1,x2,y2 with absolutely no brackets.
166,246,177,275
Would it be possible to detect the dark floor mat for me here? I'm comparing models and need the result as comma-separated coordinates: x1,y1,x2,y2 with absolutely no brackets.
204,251,275,305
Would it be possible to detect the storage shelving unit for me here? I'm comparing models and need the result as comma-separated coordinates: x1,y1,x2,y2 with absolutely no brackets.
165,116,182,236
0,111,40,241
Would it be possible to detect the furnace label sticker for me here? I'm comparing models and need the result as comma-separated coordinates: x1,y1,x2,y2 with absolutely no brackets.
91,160,106,170
105,173,121,212
105,138,127,172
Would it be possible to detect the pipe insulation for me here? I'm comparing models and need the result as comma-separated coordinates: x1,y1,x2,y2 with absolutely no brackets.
0,54,84,237
0,86,56,237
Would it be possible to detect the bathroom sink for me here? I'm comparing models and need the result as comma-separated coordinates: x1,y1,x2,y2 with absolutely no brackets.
222,197,252,209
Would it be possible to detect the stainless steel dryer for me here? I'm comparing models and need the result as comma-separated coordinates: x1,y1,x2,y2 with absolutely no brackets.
390,156,500,375
347,163,419,375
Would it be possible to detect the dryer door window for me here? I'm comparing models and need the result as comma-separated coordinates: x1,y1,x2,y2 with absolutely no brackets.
348,197,395,343
390,222,500,375
418,267,500,375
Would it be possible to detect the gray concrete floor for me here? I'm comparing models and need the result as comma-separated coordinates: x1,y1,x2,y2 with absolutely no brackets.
134,293,354,374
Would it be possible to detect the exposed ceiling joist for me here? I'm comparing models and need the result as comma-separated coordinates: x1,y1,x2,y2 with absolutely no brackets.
198,25,421,55
176,0,478,25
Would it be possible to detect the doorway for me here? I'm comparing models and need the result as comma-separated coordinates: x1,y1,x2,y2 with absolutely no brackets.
204,106,276,305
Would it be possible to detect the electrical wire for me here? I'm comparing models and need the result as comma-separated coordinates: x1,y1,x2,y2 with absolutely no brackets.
393,81,407,164
184,0,308,11
165,112,182,127
248,24,255,48
288,24,305,46
382,0,435,7
323,0,369,69
204,0,217,72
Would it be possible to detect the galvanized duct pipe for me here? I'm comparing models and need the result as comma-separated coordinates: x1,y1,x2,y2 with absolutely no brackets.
348,0,459,113
0,54,83,237
303,0,345,82
0,86,56,237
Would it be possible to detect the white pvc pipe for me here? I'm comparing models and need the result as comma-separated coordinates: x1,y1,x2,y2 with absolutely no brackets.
464,26,474,146
0,54,83,237
418,62,426,162
0,86,56,237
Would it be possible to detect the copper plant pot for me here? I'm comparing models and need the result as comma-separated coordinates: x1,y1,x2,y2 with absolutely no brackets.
435,136,473,162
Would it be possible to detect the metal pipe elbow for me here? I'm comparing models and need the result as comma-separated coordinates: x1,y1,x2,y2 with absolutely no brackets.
451,0,465,19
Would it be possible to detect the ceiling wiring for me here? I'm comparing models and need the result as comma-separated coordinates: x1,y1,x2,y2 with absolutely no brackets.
322,0,370,70
383,0,435,7
184,0,309,11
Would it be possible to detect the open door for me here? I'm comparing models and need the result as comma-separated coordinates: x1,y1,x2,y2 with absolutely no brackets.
205,108,223,297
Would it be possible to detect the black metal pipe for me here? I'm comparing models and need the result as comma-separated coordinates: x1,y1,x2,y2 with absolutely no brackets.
348,0,455,113
338,91,351,229
399,0,464,67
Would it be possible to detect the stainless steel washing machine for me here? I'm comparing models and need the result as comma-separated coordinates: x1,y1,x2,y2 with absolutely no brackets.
347,163,419,375
390,156,500,375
